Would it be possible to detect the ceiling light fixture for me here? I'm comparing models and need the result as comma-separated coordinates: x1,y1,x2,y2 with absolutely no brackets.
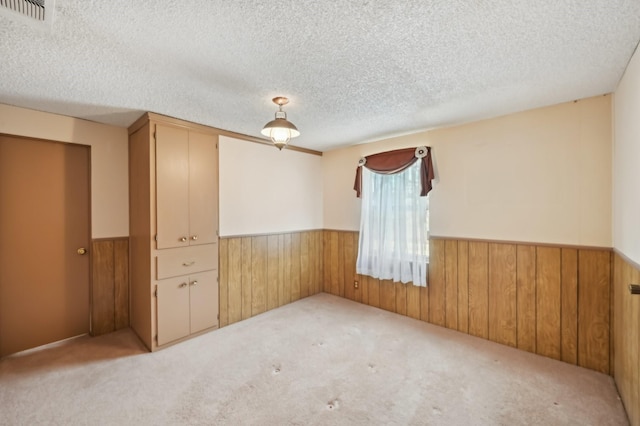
261,96,300,150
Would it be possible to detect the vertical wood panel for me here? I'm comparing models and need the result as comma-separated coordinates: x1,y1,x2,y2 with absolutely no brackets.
92,240,115,336
444,240,458,330
329,231,339,296
516,245,536,353
300,232,310,299
468,242,489,339
316,230,324,295
241,237,252,320
561,248,578,364
337,232,345,297
488,243,517,347
406,284,421,320
267,235,280,311
536,247,561,360
291,233,301,302
380,280,396,312
395,282,407,316
429,239,446,326
227,238,242,324
457,241,469,334
278,234,286,306
343,232,356,301
368,276,381,308
578,250,610,373
359,274,369,305
307,231,316,296
420,286,429,322
283,233,292,304
323,231,331,293
114,239,129,330
218,238,229,327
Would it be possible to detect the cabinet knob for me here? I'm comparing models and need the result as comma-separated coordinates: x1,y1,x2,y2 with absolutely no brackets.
190,281,198,286
191,235,198,241
178,282,188,288
180,237,188,242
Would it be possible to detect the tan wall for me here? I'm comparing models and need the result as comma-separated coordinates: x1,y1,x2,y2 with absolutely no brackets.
0,104,129,238
613,45,640,264
323,95,612,248
324,230,613,374
612,45,640,426
219,136,323,237
218,230,323,327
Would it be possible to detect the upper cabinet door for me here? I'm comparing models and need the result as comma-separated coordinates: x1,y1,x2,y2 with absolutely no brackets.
156,124,190,249
188,132,218,246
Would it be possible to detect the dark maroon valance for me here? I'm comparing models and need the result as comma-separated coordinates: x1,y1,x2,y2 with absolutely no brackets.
354,146,434,197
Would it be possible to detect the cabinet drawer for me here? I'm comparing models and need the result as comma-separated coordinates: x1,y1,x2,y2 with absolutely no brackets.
156,244,218,280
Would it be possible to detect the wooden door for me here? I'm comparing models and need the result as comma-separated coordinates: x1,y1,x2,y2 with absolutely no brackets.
188,132,218,246
0,135,90,357
155,124,189,249
189,270,218,334
156,276,190,346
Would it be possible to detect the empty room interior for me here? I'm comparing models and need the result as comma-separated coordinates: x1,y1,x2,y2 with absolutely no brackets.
1,1,640,425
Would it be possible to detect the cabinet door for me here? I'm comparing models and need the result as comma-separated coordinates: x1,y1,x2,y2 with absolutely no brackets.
157,276,190,346
189,270,218,334
188,132,218,245
156,124,190,249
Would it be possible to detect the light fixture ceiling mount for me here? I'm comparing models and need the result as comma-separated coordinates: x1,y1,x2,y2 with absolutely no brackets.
261,96,300,150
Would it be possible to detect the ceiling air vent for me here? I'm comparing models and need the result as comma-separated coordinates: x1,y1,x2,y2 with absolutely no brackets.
0,0,45,21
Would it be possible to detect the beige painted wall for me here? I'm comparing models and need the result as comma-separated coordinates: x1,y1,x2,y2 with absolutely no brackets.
613,46,640,264
218,136,323,236
323,95,612,247
0,104,129,238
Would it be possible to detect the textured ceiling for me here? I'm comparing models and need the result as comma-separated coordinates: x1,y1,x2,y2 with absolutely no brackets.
1,1,639,152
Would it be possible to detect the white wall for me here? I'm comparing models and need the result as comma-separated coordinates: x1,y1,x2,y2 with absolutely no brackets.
219,136,323,236
0,104,129,239
613,46,640,263
324,95,612,247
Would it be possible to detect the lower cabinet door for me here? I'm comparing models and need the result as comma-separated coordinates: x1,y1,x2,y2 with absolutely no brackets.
189,270,219,334
157,276,190,346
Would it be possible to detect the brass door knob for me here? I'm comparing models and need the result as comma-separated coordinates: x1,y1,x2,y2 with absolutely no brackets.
77,248,88,255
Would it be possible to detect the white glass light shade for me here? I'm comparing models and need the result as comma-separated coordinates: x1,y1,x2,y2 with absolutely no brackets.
261,117,300,150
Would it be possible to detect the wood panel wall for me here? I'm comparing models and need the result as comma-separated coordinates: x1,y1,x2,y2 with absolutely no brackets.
324,231,613,374
218,230,323,327
91,238,129,335
613,252,640,426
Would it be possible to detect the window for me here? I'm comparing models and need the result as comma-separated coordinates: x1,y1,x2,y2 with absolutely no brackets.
355,155,431,286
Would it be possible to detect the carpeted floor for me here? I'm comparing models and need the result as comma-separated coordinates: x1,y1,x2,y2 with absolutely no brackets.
0,293,629,425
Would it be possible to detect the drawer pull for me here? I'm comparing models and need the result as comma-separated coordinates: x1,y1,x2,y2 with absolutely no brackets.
191,235,198,241
178,282,187,288
180,237,188,242
182,261,195,267
190,281,198,286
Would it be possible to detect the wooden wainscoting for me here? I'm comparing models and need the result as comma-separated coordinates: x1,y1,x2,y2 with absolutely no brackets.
613,252,640,425
323,231,613,374
218,230,324,327
91,238,129,335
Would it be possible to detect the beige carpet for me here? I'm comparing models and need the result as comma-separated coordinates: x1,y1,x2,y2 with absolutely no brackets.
0,293,628,425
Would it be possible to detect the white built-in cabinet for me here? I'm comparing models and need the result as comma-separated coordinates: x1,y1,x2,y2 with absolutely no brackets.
155,124,218,249
129,113,219,351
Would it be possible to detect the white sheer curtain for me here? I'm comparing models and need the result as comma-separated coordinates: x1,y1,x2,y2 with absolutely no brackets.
356,160,429,286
